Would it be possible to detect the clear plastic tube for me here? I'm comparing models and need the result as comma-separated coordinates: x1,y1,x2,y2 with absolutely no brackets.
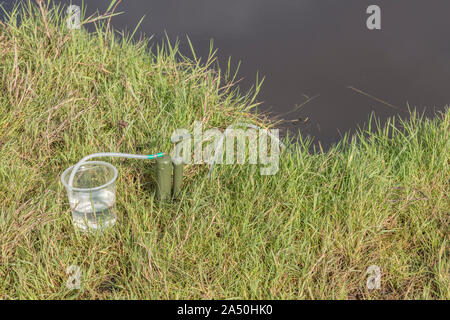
68,152,164,189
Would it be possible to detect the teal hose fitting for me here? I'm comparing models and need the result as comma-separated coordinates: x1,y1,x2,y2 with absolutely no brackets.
148,152,164,160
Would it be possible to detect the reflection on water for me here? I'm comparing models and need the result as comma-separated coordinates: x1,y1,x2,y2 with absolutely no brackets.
3,0,449,149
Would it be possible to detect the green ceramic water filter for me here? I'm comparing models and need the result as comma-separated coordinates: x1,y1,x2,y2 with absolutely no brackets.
156,154,172,201
172,157,184,198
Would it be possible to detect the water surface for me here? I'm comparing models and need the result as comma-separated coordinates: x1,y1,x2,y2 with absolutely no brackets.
3,0,449,148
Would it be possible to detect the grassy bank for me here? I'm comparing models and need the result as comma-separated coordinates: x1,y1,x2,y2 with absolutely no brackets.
0,2,448,299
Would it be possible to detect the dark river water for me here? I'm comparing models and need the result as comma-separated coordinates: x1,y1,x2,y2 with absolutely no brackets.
2,0,449,148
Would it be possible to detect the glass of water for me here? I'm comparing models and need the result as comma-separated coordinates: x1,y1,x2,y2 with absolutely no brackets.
61,161,118,232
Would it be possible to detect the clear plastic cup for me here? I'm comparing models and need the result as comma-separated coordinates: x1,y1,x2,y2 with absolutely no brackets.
61,161,118,232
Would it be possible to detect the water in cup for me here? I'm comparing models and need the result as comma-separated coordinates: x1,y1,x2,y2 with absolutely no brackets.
70,188,116,231
61,161,118,232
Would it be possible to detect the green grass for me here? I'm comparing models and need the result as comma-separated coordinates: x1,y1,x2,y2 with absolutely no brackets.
0,1,448,299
